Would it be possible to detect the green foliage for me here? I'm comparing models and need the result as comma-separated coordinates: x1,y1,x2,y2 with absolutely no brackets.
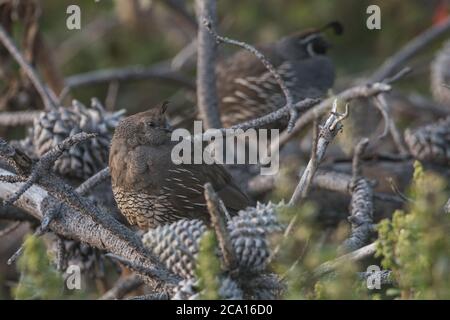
14,234,64,300
196,231,221,300
274,204,369,299
376,161,450,299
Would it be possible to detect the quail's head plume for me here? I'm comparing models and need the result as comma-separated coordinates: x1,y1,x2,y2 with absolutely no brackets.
109,102,250,230
217,21,343,128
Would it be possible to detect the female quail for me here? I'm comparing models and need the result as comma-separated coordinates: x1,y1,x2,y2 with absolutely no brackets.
109,102,250,230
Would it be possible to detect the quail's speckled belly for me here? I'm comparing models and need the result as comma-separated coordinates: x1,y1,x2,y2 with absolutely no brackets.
112,185,180,229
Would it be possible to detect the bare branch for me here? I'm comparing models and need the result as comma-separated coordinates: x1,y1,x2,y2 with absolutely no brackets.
314,242,377,278
371,18,450,82
0,25,58,110
373,94,409,155
289,100,349,206
0,221,22,238
273,83,392,156
3,133,96,207
76,167,110,196
99,274,144,300
63,64,195,98
195,0,222,129
0,111,41,127
204,183,237,270
340,138,375,252
0,167,178,286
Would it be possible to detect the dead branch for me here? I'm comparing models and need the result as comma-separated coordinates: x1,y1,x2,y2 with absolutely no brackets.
340,138,375,252
0,137,179,286
371,18,450,82
99,274,144,300
0,166,178,286
126,292,169,300
204,182,237,270
76,167,110,197
0,24,58,110
312,169,405,205
314,242,377,278
373,94,409,155
0,110,40,127
63,64,195,97
0,221,22,238
273,82,392,157
289,100,349,206
195,0,222,129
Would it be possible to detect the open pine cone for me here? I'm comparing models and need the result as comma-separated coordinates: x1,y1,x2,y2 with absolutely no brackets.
404,116,450,166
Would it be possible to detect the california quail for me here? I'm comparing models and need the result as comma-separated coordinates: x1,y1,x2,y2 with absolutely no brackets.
109,102,250,230
217,22,342,128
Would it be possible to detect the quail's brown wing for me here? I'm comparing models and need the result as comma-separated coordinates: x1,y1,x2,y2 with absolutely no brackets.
160,162,250,220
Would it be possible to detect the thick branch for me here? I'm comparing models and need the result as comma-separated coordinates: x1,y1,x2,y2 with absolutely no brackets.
0,167,178,286
195,0,222,129
371,18,450,82
64,64,195,92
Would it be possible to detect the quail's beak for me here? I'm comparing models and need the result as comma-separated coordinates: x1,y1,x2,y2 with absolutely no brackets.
163,123,173,133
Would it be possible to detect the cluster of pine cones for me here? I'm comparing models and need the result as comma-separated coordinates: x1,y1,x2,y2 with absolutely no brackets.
142,202,284,300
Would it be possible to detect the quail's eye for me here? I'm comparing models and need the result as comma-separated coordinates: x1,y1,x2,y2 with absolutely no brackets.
306,40,327,57
147,121,155,127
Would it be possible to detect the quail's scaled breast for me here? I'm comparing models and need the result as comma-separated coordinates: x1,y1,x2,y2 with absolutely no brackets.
109,103,250,230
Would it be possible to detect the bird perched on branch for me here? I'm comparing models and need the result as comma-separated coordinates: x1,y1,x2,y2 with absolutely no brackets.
217,21,343,128
109,102,250,230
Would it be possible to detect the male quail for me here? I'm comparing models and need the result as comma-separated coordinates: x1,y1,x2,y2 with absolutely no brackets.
109,102,250,230
217,22,342,128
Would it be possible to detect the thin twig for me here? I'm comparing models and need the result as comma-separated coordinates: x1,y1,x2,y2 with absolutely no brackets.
76,167,111,196
373,93,409,155
0,221,22,238
0,25,58,110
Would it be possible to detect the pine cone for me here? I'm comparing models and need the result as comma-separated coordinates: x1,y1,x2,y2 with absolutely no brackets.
142,219,207,279
431,40,450,106
172,278,200,300
26,99,123,180
49,239,105,279
171,277,243,300
228,202,283,272
218,277,243,300
404,116,450,166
